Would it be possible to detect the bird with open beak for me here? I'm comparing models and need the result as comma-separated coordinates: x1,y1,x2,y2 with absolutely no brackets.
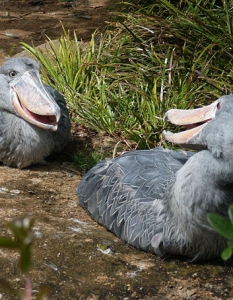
0,57,70,168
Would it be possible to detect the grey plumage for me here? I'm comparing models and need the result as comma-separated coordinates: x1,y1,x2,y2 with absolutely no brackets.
0,57,70,168
77,95,233,261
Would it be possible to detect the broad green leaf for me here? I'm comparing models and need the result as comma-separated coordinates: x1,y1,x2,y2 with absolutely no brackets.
227,240,233,248
221,246,233,261
207,213,233,240
228,205,233,224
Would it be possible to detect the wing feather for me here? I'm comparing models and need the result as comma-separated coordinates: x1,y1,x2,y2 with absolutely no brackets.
77,147,193,252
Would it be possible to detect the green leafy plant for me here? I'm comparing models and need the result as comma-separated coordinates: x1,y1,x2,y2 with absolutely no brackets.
20,27,119,135
0,217,49,299
20,1,233,148
207,205,233,261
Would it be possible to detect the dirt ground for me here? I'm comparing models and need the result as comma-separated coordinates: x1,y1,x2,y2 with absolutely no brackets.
0,1,233,300
0,0,110,64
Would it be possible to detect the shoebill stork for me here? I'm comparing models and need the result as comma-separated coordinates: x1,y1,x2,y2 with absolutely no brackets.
77,95,233,261
0,57,70,168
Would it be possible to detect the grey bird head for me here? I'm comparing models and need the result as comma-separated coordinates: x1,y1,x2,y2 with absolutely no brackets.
0,57,70,168
163,95,233,158
0,57,61,131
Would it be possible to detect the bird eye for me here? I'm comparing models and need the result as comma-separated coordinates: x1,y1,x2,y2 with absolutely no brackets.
9,70,17,78
217,101,222,110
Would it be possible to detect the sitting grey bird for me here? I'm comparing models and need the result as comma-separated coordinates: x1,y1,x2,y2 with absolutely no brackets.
77,95,233,261
0,57,70,168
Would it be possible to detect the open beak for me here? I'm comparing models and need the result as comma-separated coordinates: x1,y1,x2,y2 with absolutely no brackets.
162,100,220,148
10,70,61,131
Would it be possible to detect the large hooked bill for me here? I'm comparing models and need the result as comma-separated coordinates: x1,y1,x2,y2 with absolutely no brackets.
162,99,220,149
10,70,61,131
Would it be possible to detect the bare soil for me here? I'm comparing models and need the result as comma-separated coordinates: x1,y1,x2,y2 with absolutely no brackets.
0,1,233,300
0,0,109,64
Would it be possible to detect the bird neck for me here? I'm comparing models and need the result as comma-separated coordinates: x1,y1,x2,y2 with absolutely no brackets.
156,149,233,260
168,149,233,217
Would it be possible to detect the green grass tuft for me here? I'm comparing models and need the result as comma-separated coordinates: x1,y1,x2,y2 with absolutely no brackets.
20,1,233,148
71,150,104,173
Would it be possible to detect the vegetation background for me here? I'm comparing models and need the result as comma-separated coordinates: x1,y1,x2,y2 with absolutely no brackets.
22,0,233,149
